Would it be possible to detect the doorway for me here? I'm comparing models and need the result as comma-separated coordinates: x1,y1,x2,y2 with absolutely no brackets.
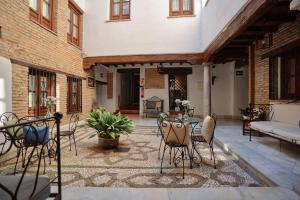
118,69,140,113
168,74,187,110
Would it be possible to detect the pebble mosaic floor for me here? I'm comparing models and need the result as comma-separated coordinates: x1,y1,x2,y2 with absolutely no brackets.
0,125,265,188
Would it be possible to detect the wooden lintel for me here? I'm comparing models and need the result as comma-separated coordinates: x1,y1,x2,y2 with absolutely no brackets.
261,38,300,59
83,53,208,69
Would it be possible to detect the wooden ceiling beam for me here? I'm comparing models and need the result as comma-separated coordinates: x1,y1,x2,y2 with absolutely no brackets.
83,53,208,69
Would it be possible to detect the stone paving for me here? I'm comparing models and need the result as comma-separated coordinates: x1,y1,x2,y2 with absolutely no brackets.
63,187,300,200
130,116,300,191
213,120,300,191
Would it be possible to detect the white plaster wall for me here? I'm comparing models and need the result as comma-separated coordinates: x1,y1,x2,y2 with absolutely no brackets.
96,64,203,116
139,64,203,116
187,66,203,115
233,66,249,117
211,62,235,117
272,104,300,126
200,0,248,51
211,62,248,118
95,62,249,118
96,67,118,112
0,57,12,115
139,65,169,116
83,0,202,56
94,65,108,83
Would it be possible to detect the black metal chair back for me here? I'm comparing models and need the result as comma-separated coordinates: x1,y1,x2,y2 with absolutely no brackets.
0,112,18,123
160,119,192,179
0,113,63,199
69,113,80,133
162,120,190,146
0,112,18,155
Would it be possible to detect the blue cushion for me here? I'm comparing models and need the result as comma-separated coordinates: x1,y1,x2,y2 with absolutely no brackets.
23,126,49,145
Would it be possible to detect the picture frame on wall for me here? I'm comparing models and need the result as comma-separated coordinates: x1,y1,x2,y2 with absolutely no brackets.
87,76,95,88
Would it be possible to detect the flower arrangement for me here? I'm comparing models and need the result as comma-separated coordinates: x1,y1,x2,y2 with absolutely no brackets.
175,99,182,111
174,99,191,118
46,96,56,115
181,100,191,108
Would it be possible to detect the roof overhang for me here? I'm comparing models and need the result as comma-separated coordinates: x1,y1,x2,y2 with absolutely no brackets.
204,0,299,64
83,53,209,70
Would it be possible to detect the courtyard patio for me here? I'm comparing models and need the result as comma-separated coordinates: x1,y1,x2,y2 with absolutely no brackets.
1,115,300,199
1,0,300,199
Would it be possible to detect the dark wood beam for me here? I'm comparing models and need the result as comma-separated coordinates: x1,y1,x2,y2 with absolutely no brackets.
261,38,300,59
83,53,208,69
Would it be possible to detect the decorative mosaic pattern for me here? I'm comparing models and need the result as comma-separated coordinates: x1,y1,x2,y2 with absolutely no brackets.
0,126,263,188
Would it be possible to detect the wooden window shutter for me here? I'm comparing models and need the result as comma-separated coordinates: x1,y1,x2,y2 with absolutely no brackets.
107,72,113,99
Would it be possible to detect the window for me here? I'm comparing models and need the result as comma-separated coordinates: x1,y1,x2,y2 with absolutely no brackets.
110,0,130,20
170,0,193,16
269,47,300,100
28,68,56,116
29,0,53,30
67,77,82,113
68,1,82,46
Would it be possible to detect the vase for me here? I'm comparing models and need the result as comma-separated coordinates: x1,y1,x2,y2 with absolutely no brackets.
98,136,120,149
183,108,188,120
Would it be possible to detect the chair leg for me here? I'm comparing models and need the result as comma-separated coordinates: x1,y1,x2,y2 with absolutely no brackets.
158,137,163,160
14,148,21,175
211,145,216,169
169,147,172,165
69,136,72,151
160,144,167,174
181,149,185,179
46,144,52,165
43,149,46,174
192,142,202,164
186,146,192,169
73,134,78,156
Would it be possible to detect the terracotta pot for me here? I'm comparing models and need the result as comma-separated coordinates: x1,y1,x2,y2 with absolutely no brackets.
98,136,120,149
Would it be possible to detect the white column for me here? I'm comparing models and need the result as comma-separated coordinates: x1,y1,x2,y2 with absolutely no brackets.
0,57,12,114
203,62,212,117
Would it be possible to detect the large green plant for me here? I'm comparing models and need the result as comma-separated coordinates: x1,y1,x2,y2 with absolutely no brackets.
86,108,134,139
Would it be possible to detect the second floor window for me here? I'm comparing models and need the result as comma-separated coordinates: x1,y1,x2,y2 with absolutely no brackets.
170,0,193,16
110,0,130,20
29,0,53,30
68,1,82,46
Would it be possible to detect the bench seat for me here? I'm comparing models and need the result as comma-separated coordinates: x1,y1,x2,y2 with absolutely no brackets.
0,175,50,200
250,121,300,144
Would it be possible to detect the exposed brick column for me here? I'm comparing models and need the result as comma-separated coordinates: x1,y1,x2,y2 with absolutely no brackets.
203,62,212,117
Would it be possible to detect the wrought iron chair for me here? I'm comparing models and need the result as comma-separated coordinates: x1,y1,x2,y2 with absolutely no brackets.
13,116,52,175
0,113,63,200
157,112,169,160
0,112,18,155
160,119,192,179
191,114,217,169
59,113,80,156
241,104,273,135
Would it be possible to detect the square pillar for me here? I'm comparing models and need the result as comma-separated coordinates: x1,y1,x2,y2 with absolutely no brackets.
203,62,212,117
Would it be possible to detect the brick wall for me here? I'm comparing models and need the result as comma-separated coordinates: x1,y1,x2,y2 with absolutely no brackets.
252,16,300,104
0,0,96,123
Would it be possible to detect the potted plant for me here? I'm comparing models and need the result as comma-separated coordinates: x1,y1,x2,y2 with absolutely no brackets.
86,108,134,148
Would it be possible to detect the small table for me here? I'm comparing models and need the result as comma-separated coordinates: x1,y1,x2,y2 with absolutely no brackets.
168,110,184,117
